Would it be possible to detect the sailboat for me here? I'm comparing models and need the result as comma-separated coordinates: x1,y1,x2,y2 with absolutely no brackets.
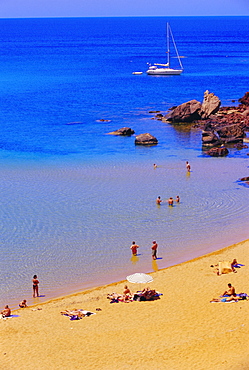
146,23,183,75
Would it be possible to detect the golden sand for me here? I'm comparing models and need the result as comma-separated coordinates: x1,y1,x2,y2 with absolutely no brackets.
1,239,249,370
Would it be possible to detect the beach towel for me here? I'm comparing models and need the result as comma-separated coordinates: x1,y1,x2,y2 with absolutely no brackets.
0,314,19,319
233,263,245,268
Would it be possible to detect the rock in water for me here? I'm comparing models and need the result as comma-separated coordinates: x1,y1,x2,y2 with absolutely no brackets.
164,100,202,123
135,133,158,145
216,124,245,143
200,90,221,119
206,147,229,157
108,127,135,136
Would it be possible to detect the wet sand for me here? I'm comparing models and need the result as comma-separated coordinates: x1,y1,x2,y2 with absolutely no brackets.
1,239,249,369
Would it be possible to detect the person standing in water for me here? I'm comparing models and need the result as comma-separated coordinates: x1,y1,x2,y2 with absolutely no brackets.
32,275,39,298
186,161,191,172
151,241,158,260
156,196,162,205
168,197,174,206
130,241,140,256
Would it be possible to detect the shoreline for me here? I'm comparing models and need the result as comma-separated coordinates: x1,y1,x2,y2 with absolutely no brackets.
1,157,249,309
10,236,249,312
2,237,249,369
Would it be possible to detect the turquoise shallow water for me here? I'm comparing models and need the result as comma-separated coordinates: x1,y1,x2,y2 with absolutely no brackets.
1,156,249,308
0,16,249,307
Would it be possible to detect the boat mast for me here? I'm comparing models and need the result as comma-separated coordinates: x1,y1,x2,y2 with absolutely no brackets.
166,23,170,67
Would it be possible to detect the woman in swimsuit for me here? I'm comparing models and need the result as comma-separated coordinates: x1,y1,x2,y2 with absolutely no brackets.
32,275,39,298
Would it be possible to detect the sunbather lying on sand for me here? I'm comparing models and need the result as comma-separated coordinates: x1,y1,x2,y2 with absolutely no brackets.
61,309,85,318
210,296,240,303
133,288,160,301
210,293,248,303
107,292,133,302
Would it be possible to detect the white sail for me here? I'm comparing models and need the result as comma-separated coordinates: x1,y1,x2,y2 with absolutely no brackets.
146,23,183,76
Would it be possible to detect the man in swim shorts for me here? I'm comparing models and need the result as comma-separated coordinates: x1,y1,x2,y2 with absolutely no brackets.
168,197,174,206
222,283,235,297
151,241,158,260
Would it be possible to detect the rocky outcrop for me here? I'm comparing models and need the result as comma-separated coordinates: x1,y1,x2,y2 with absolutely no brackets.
205,146,229,157
216,124,245,143
202,130,220,146
240,176,249,181
108,127,135,136
234,143,248,149
202,124,245,146
238,92,249,106
200,90,221,119
135,133,158,145
162,91,221,123
151,90,249,154
164,99,202,123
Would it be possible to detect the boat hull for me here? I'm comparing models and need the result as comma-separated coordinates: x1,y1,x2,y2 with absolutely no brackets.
146,68,183,75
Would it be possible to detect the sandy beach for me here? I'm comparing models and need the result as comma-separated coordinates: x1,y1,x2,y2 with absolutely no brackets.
1,239,249,370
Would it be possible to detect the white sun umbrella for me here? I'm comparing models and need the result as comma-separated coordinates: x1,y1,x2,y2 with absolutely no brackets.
126,272,153,285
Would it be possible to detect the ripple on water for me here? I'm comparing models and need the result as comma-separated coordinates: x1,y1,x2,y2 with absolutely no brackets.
0,158,249,307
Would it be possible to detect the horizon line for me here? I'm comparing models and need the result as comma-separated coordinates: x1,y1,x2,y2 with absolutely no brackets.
0,14,248,20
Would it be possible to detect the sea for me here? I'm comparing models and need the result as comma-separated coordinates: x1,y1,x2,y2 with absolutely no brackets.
0,16,249,308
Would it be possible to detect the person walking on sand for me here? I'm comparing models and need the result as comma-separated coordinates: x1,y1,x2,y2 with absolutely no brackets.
168,197,174,206
32,275,39,298
186,161,191,172
130,241,140,256
151,241,158,260
156,196,162,205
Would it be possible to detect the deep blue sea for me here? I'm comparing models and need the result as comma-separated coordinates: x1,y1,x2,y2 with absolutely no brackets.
1,16,249,308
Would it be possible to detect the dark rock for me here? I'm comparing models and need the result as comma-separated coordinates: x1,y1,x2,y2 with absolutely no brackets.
155,113,164,119
206,146,229,157
202,130,220,146
242,108,249,117
240,176,249,181
234,143,248,149
203,121,213,131
216,124,245,143
200,90,221,119
108,127,135,136
135,133,158,145
238,92,249,106
164,99,202,123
